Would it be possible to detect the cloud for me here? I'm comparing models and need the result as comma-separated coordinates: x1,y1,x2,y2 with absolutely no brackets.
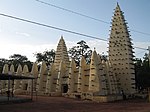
66,39,108,54
133,42,149,58
16,32,30,37
134,42,150,49
0,43,56,62
0,40,149,62
65,40,77,50
86,40,108,55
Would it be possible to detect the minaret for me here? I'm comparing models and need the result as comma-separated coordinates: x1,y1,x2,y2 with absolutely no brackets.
108,3,135,95
53,36,70,93
54,36,70,71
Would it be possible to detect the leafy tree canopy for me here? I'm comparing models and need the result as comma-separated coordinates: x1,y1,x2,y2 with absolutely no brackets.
135,53,150,90
0,54,32,72
34,49,55,65
9,54,28,62
9,54,32,71
68,40,92,66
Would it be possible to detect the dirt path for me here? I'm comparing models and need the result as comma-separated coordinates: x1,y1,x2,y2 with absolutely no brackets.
0,96,150,112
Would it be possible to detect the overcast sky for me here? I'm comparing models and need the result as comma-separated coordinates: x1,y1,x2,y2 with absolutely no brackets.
0,0,149,61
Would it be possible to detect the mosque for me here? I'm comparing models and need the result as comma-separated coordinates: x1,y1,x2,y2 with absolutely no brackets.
0,3,136,102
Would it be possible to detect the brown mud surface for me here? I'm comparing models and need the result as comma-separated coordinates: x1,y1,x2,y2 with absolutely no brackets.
0,96,150,112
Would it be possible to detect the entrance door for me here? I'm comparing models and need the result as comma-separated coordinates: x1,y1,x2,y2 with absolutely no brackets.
62,84,68,93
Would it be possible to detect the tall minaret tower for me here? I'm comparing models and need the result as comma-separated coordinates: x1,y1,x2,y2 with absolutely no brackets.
54,36,70,71
108,3,135,95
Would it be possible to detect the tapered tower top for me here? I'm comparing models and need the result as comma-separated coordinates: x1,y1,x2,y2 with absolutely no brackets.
110,2,129,39
54,36,69,70
115,2,122,11
114,2,124,20
116,2,120,8
60,35,64,40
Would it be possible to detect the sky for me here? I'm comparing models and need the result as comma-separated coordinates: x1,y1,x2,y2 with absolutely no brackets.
0,0,149,61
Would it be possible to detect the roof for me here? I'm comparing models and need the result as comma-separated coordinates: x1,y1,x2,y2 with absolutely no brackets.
0,73,35,80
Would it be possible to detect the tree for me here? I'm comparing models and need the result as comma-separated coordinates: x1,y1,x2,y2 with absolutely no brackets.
68,40,92,66
9,54,33,71
101,52,108,61
143,53,149,69
0,54,33,72
34,49,55,65
135,53,150,91
9,54,28,62
134,58,143,90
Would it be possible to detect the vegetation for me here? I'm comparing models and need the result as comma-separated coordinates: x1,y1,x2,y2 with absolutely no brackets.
135,53,150,91
68,40,92,66
0,54,33,72
34,49,55,66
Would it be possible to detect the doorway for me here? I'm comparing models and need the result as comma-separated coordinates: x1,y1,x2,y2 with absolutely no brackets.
62,84,68,93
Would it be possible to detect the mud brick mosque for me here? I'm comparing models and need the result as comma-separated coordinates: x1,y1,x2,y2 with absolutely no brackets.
0,3,136,102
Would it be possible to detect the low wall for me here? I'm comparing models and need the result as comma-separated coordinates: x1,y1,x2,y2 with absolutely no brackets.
93,95,123,102
65,92,123,102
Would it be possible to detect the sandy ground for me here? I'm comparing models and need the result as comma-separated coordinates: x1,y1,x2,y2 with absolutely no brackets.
0,96,150,112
